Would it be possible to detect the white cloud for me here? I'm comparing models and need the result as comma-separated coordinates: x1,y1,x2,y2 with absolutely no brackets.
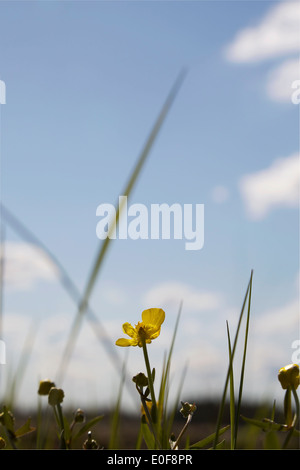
224,1,300,63
244,289,300,396
253,298,299,337
266,57,300,102
143,281,222,313
239,152,300,219
0,241,59,290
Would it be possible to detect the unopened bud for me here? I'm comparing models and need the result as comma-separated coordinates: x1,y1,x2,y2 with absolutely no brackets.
83,431,99,450
180,401,197,418
278,364,300,390
48,387,64,406
38,380,55,396
132,372,148,387
74,408,85,423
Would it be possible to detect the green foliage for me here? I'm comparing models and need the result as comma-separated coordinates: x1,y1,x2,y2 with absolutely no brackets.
189,426,229,449
0,406,35,449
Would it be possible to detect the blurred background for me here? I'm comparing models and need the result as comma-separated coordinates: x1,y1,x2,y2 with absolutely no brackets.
0,0,299,417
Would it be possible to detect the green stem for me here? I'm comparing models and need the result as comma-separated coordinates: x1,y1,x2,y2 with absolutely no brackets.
56,403,67,449
141,338,157,418
291,387,299,428
284,388,292,426
282,387,299,449
140,396,161,449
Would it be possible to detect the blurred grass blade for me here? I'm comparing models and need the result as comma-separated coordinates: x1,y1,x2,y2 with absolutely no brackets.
213,270,253,449
57,69,187,383
6,319,38,409
108,356,127,449
0,203,123,380
241,415,290,433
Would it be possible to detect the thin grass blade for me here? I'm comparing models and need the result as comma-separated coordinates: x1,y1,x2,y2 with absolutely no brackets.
234,270,253,447
213,270,253,449
226,321,235,449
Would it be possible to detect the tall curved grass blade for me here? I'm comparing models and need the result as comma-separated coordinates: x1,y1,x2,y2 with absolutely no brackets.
226,321,235,449
234,270,253,447
213,270,253,449
57,69,187,383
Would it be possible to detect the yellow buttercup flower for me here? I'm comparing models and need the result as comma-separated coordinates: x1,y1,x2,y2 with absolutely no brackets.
116,308,165,347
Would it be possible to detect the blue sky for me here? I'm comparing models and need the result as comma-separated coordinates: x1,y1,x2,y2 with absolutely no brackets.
0,1,299,412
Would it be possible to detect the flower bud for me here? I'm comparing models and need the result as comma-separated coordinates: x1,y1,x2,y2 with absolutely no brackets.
83,431,99,450
132,372,148,388
48,387,64,406
180,401,197,418
74,408,85,423
278,364,300,390
38,380,55,396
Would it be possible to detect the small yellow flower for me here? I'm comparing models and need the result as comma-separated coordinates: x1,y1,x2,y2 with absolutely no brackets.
116,308,165,347
278,364,300,390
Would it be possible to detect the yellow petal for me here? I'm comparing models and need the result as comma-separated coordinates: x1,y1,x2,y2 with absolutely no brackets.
142,308,165,328
149,328,161,340
122,322,136,338
115,338,134,347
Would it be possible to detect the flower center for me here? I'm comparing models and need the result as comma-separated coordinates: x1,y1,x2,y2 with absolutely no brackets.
138,325,147,338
